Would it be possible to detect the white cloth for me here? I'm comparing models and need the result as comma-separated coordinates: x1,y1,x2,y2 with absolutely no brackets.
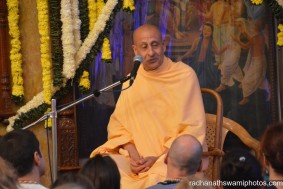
18,184,48,189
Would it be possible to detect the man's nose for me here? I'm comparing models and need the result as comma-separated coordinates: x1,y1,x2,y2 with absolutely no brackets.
147,46,154,56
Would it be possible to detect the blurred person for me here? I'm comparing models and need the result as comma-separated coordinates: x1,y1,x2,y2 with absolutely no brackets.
79,154,120,189
221,149,263,189
50,173,94,189
261,122,283,189
0,129,47,189
0,156,19,189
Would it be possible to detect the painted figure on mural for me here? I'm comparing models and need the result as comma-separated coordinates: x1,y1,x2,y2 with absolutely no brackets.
146,0,191,39
177,22,228,90
201,0,231,66
215,0,245,92
232,18,269,105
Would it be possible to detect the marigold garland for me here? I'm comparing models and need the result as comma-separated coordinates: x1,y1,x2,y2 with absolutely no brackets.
123,0,135,11
6,0,24,104
88,0,97,30
36,0,52,105
79,71,91,94
250,0,263,5
102,37,112,63
277,24,283,46
7,0,124,130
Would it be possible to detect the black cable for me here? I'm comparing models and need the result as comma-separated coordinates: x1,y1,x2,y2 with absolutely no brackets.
45,119,53,183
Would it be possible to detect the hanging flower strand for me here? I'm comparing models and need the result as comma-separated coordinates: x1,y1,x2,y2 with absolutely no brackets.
123,0,135,12
101,37,112,63
277,24,283,46
6,0,24,104
61,0,76,79
36,0,52,105
88,0,97,30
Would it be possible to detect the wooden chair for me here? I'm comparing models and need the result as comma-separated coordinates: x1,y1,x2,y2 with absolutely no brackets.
221,116,261,159
201,88,224,181
201,88,261,182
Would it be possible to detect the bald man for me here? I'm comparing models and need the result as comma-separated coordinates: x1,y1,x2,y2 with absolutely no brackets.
91,24,207,189
146,134,203,189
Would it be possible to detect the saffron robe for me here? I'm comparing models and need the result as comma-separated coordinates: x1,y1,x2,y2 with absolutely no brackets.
90,57,207,189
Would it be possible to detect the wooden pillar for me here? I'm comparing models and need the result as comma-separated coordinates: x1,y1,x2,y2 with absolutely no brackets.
0,0,14,120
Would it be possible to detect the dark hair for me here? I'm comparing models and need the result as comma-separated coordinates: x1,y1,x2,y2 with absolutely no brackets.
79,155,120,189
50,173,94,189
221,149,262,189
261,123,283,175
0,129,41,177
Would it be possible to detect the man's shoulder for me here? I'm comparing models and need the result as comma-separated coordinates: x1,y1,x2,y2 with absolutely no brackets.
146,182,179,189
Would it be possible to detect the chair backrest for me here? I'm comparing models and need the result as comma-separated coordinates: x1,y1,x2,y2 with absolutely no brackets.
201,88,224,181
221,116,261,159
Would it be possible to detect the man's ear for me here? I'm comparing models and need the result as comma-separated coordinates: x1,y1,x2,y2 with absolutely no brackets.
34,151,41,166
132,45,137,55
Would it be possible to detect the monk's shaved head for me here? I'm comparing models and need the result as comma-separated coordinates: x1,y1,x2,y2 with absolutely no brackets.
133,24,162,45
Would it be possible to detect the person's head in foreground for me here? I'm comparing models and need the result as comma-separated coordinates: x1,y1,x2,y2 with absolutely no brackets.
221,149,263,189
165,134,203,178
79,154,120,189
0,129,46,184
261,122,283,182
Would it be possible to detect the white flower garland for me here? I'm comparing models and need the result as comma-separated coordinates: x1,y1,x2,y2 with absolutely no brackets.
7,0,118,131
71,0,82,50
61,0,76,79
75,0,118,68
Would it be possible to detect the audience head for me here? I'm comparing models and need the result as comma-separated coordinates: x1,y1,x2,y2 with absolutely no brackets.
50,173,94,189
261,122,283,177
53,183,93,189
0,156,19,189
0,129,46,178
79,154,120,189
221,149,262,189
166,134,203,177
132,24,166,72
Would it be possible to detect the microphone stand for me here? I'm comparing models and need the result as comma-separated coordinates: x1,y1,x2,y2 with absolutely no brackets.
22,75,131,182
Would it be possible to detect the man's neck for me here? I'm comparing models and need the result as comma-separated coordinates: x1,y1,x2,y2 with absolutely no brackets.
18,171,41,184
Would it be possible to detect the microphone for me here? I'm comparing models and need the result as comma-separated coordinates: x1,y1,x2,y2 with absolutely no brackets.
130,55,143,86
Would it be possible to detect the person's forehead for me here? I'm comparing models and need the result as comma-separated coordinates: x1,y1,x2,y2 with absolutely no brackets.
135,30,161,44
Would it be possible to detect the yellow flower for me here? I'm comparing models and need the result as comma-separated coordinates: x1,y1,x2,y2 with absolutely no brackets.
7,0,24,102
79,71,91,90
123,0,135,11
45,108,52,128
36,0,52,105
250,0,263,5
277,31,283,46
102,37,112,61
278,24,283,32
88,0,97,30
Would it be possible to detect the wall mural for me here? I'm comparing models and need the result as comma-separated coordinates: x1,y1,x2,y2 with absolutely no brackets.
78,0,276,156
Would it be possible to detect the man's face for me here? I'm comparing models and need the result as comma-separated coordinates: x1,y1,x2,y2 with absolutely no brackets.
132,26,166,71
